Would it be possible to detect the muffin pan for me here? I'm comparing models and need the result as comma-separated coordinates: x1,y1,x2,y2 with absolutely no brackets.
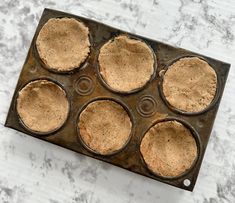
5,8,230,191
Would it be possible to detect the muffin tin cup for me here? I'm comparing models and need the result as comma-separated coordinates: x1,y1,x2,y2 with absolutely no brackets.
96,34,157,94
5,8,230,191
76,96,136,157
33,17,92,74
15,77,71,136
158,55,221,115
139,117,202,181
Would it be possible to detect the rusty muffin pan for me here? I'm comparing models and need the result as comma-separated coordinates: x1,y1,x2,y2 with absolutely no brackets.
5,8,230,191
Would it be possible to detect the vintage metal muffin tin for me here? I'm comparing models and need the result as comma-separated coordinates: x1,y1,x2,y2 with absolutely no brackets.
5,8,230,191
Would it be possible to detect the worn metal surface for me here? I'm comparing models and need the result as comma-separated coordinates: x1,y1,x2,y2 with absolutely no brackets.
5,8,230,191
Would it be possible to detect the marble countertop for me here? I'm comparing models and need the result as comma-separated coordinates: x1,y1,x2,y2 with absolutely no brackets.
0,0,235,202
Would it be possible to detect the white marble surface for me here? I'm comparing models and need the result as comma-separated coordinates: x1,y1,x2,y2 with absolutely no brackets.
0,0,235,202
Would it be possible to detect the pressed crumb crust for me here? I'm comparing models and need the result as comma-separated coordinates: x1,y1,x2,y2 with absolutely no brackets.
140,120,197,177
78,100,132,155
36,18,90,72
17,80,69,133
98,35,154,92
163,57,217,112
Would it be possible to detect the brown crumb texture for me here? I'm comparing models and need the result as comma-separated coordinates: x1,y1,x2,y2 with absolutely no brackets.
163,57,217,112
17,80,69,133
98,35,154,92
140,120,197,177
78,100,132,155
36,18,90,72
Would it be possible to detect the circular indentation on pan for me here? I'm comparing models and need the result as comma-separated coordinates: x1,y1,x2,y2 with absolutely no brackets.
76,97,134,156
136,95,157,117
29,65,38,73
35,17,91,73
74,75,94,96
196,118,205,128
97,34,157,94
159,56,220,115
16,78,70,135
140,117,201,179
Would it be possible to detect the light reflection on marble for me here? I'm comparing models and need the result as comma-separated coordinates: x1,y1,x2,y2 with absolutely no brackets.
0,0,235,202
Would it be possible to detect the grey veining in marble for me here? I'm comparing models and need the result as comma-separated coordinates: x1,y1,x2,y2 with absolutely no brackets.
0,0,235,202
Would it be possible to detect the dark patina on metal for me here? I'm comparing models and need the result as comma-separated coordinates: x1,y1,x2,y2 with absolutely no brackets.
5,8,230,191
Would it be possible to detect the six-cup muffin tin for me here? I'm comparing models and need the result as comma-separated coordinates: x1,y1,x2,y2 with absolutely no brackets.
5,8,230,191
